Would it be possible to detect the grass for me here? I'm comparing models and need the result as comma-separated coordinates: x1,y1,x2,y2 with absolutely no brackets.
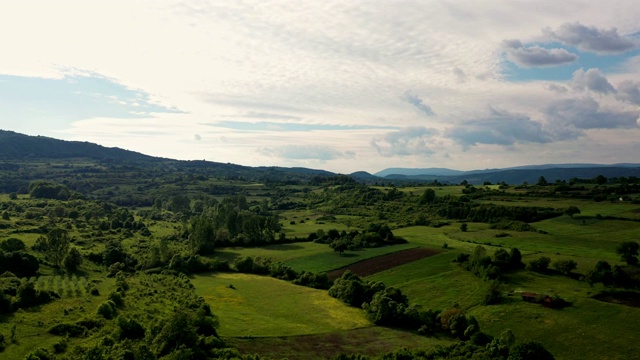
283,243,417,273
469,271,640,360
226,326,455,360
192,273,371,337
0,276,115,359
367,252,486,310
211,242,418,273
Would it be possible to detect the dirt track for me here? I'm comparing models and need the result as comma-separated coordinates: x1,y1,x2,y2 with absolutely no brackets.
326,247,442,280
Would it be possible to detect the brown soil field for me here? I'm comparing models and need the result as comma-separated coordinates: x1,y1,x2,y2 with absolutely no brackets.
326,247,442,280
593,291,640,308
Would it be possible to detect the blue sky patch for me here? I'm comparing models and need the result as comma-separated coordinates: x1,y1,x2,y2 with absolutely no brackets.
502,43,640,82
0,73,182,133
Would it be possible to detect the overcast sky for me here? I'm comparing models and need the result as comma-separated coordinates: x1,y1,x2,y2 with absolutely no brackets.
2,1,640,174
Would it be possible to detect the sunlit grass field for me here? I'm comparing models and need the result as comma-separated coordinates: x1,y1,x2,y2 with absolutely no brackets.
191,273,371,337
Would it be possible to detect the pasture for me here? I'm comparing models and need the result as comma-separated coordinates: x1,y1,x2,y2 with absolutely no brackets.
191,272,371,337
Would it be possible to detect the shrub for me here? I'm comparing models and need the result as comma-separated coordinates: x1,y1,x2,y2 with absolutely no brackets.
48,323,86,337
117,316,146,340
528,257,551,273
97,301,116,319
0,238,26,252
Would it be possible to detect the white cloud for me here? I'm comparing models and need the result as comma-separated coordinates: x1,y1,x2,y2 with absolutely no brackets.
543,22,637,54
2,1,640,173
502,39,578,67
571,68,616,94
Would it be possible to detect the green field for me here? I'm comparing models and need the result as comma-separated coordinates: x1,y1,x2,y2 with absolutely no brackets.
191,273,371,337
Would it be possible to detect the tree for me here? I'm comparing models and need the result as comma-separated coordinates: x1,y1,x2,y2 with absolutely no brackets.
460,223,468,232
509,341,555,360
564,206,581,219
330,239,349,256
616,241,639,265
537,176,548,186
552,259,577,275
527,256,551,273
46,228,71,268
420,189,436,204
63,248,83,272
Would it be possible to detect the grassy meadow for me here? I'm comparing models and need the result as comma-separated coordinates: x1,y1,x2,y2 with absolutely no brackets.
192,273,371,337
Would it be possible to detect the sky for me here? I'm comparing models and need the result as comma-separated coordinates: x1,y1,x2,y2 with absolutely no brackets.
2,1,640,174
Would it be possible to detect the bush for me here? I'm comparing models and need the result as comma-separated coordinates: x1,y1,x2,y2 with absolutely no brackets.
97,301,117,319
0,238,25,252
48,323,86,337
528,257,551,273
117,316,146,340
552,259,577,275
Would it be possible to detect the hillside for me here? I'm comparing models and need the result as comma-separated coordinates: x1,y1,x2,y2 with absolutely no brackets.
377,164,640,184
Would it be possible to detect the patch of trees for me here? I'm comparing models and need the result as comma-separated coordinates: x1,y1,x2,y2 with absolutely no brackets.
436,203,562,223
28,180,73,200
187,196,283,252
0,237,39,277
312,224,407,255
328,271,490,341
585,260,640,289
455,246,525,281
0,274,59,315
233,256,330,289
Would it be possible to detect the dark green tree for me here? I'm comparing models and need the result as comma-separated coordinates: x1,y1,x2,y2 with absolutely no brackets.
564,206,581,218
537,176,548,186
420,189,436,204
330,239,349,256
552,259,577,275
63,248,83,272
46,228,71,268
616,241,639,265
509,341,555,360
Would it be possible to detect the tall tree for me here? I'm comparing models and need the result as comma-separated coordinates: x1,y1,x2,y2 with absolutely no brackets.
616,241,639,265
46,228,70,268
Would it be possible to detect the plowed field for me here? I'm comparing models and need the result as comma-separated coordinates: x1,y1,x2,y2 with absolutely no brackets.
327,247,442,280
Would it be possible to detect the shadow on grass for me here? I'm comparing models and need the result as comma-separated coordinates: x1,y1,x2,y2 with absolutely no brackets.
262,244,305,251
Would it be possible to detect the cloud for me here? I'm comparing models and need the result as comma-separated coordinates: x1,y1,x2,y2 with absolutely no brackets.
571,68,616,94
546,83,568,93
543,22,637,54
371,127,439,157
259,145,355,160
402,91,436,116
616,80,640,105
502,39,578,67
445,108,552,149
206,121,398,132
453,67,466,83
242,112,302,120
544,97,639,136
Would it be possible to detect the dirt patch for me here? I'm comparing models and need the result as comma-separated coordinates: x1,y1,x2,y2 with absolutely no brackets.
593,291,640,308
326,247,442,281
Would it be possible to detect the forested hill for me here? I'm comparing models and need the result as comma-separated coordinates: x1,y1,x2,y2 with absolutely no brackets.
0,130,158,162
0,130,344,196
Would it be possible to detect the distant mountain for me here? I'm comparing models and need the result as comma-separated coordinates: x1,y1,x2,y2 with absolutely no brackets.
375,167,464,177
0,130,157,162
382,166,640,185
349,171,379,181
0,130,339,182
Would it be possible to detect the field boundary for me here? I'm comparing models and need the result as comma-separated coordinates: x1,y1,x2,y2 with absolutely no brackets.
326,247,443,280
